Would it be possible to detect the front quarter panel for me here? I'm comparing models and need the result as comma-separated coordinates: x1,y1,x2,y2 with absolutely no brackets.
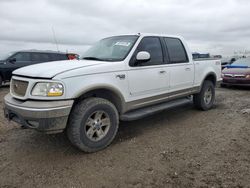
62,71,129,101
55,61,130,102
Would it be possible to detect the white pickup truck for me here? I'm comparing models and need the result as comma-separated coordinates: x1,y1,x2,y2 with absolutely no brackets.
4,33,221,152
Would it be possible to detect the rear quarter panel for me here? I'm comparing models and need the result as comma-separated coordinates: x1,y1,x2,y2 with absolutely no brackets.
194,59,222,87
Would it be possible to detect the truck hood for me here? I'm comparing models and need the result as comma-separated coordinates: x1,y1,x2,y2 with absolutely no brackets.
13,60,103,78
222,67,250,75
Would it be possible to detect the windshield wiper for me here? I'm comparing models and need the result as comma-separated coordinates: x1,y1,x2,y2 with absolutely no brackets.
82,57,104,61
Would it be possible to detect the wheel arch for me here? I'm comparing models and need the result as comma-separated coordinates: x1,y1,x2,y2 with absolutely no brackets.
73,86,126,114
201,72,217,88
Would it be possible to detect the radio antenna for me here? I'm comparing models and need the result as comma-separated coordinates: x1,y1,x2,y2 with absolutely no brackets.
51,26,59,52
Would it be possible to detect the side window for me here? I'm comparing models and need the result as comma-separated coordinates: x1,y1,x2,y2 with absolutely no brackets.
31,53,42,62
133,37,163,66
57,54,68,60
49,53,60,61
39,53,50,62
12,52,30,62
31,53,51,62
164,38,189,63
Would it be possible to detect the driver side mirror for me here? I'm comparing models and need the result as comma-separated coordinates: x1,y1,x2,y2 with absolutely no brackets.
136,51,150,62
8,58,16,64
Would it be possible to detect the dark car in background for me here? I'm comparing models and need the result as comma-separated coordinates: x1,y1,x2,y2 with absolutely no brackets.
192,52,210,60
0,50,79,86
222,57,250,87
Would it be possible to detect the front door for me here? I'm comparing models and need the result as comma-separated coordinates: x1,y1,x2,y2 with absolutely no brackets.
127,37,170,99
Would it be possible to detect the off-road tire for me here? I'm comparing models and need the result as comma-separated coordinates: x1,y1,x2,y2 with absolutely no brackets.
193,80,215,111
67,97,119,152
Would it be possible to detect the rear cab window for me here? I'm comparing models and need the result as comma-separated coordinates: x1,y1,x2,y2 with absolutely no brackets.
164,37,189,64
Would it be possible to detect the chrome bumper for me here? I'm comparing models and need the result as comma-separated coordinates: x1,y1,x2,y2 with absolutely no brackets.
4,93,74,134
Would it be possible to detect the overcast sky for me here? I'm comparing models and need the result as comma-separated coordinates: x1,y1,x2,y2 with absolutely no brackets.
0,0,250,57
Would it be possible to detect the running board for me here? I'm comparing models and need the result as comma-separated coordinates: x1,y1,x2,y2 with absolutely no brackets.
120,98,192,121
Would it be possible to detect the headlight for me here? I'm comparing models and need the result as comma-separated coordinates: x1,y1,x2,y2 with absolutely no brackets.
31,82,64,97
246,75,250,79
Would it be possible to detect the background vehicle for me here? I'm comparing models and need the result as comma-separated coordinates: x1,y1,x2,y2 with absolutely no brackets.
192,52,210,59
4,33,221,152
0,50,79,86
221,57,250,86
221,57,237,70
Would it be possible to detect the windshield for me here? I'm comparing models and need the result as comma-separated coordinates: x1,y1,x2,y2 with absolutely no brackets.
82,35,138,61
0,52,15,60
232,58,250,67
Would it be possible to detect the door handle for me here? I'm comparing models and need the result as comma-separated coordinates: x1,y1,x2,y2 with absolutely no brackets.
159,70,166,74
185,68,191,71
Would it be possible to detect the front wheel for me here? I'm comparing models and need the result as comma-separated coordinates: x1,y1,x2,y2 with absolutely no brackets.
67,98,119,152
193,80,215,111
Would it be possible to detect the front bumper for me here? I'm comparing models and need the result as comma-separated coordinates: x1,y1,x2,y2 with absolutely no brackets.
222,78,250,87
3,93,74,133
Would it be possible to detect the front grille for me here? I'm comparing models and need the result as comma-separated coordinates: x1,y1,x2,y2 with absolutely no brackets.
224,74,245,78
11,79,29,97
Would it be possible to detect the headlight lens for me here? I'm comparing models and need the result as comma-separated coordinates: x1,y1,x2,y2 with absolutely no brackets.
246,75,250,79
31,82,64,97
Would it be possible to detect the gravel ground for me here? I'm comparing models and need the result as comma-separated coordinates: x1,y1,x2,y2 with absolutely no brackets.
0,86,249,188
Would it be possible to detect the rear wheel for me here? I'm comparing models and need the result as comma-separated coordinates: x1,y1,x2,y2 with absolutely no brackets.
67,98,119,152
193,80,215,111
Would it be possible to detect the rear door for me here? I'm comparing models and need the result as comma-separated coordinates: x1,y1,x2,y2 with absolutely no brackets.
163,37,194,92
127,37,170,98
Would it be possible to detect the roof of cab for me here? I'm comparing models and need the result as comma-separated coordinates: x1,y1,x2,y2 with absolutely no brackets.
106,33,183,39
17,50,68,54
138,33,182,38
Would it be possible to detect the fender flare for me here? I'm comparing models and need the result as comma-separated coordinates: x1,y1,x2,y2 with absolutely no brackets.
73,85,126,113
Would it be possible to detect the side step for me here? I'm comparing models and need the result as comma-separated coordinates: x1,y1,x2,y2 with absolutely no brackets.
120,98,192,121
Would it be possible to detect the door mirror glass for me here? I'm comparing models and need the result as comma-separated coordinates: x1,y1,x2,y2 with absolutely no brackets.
8,58,16,64
136,51,150,62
